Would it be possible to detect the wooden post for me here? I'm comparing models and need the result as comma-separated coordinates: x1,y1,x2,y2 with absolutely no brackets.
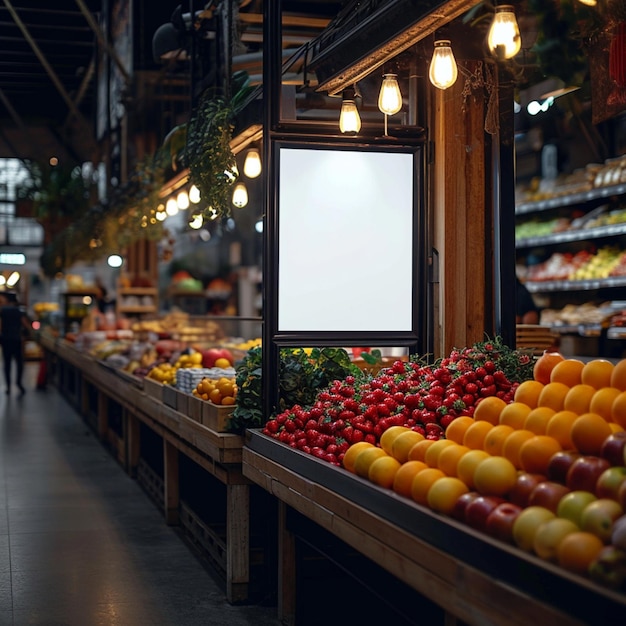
432,59,494,356
277,501,296,625
226,483,250,603
163,440,179,525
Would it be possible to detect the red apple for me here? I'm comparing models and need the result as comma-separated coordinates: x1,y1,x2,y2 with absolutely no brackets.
485,502,523,544
580,498,624,543
600,431,626,467
465,495,506,532
508,472,547,508
450,491,481,522
201,348,234,368
528,481,571,514
596,466,626,500
547,450,582,485
566,456,611,493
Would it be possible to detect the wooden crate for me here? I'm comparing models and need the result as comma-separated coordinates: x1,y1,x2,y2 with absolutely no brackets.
516,324,558,356
187,395,204,423
162,385,178,409
143,377,163,402
176,390,189,416
202,401,234,432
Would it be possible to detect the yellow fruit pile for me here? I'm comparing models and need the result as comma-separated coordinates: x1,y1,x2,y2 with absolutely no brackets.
147,362,177,384
174,351,203,368
342,356,626,584
192,377,237,405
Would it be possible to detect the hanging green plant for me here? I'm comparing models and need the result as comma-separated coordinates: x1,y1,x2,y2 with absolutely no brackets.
186,71,255,219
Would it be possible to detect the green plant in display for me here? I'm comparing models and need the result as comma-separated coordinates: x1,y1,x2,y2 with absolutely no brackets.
186,71,255,220
229,347,363,434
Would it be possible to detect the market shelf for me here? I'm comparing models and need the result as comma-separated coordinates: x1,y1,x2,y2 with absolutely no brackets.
525,276,626,293
516,223,626,248
516,182,626,215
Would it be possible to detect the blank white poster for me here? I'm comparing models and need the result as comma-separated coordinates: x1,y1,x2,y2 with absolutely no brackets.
278,147,414,332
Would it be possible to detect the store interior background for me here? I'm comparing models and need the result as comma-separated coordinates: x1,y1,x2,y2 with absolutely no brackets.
0,1,625,348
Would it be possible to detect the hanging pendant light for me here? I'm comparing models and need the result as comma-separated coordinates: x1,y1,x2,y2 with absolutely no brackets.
232,183,248,208
165,197,179,216
429,40,458,90
577,0,597,5
189,184,201,203
488,5,521,60
339,87,361,133
243,148,262,178
377,74,402,115
176,190,189,210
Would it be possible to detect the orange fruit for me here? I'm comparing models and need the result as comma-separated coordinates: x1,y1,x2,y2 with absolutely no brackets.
483,424,515,457
550,358,584,387
563,384,596,415
407,439,436,462
456,449,490,489
589,387,622,421
424,439,457,468
518,435,562,475
390,430,425,463
545,410,578,449
610,359,626,391
514,380,544,409
611,391,626,429
342,442,374,473
570,413,612,455
209,388,222,404
610,422,625,433
533,351,565,385
499,402,532,429
473,456,518,496
380,426,411,455
557,531,605,575
463,420,494,450
502,429,537,469
392,460,428,498
473,396,508,425
214,357,232,369
581,359,615,390
537,382,570,412
523,406,556,435
437,444,470,476
427,477,469,514
354,447,388,478
445,416,476,444
410,468,446,505
368,455,402,489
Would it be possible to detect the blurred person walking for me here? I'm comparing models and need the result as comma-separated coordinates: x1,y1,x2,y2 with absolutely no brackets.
0,291,31,395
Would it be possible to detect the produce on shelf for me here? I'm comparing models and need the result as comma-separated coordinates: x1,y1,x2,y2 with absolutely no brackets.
539,301,622,327
232,346,362,435
526,247,626,282
341,352,626,591
260,337,534,464
192,376,237,405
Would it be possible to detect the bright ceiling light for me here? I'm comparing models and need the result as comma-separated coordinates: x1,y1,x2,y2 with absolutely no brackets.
243,149,262,178
488,5,521,60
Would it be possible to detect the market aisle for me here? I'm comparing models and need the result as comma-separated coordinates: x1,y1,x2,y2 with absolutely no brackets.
0,363,280,626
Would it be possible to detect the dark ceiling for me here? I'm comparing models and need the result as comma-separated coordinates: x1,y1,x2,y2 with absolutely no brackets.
0,0,347,163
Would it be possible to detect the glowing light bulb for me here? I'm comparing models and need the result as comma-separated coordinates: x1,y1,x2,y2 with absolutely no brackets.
232,183,248,208
177,190,189,209
339,88,361,133
165,197,178,216
429,40,458,90
377,74,402,115
488,5,521,60
243,149,262,178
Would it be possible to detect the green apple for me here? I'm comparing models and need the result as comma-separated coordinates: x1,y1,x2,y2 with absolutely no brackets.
557,490,597,527
581,498,624,543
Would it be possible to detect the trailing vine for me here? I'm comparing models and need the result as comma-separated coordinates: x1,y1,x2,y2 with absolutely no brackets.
186,71,255,219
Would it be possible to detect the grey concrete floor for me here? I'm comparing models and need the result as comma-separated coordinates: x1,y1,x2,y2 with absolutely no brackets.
0,363,281,626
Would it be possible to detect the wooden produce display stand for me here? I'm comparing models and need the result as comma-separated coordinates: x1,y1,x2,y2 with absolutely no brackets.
243,430,626,626
38,336,263,605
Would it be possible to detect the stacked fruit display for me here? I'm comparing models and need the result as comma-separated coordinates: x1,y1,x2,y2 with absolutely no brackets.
526,247,626,282
262,338,534,465
343,352,626,590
